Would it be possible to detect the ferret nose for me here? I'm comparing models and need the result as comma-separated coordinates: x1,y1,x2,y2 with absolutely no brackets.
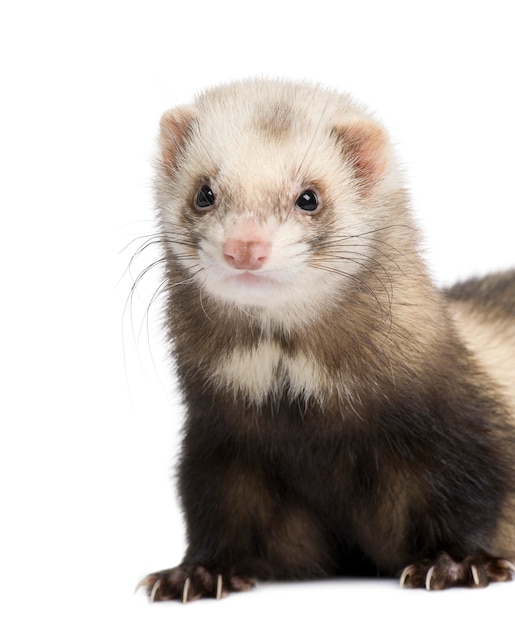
223,239,271,270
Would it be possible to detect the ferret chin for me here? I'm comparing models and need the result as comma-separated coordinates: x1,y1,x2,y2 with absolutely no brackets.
139,79,515,602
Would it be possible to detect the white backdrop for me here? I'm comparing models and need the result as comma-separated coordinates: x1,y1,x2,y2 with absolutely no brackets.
1,1,514,624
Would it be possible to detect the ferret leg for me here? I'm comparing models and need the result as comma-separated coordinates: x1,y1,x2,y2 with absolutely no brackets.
137,564,254,602
399,551,515,590
137,435,286,602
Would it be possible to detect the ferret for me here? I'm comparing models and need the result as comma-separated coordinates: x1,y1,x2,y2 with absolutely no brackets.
138,79,515,601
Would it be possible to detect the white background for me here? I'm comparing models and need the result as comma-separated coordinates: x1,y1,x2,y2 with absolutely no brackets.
1,1,514,624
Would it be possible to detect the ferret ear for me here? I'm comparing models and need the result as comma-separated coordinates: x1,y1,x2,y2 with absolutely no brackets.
333,119,388,190
159,106,197,168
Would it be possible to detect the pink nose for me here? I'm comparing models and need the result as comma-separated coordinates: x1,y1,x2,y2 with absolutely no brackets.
223,239,270,270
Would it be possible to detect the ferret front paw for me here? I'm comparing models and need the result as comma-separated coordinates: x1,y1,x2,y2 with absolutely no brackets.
400,551,515,590
137,564,255,602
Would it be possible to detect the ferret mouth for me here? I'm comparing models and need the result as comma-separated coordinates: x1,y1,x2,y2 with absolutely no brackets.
227,270,278,288
202,262,299,306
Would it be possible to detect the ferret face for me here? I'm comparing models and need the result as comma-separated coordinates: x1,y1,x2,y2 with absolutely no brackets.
156,81,401,317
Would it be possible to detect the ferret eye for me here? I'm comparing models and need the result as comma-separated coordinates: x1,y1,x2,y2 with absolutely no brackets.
195,185,216,210
295,190,319,213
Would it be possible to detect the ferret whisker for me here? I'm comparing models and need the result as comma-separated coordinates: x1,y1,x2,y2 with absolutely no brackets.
123,259,166,333
124,232,196,283
294,97,330,179
310,261,389,320
199,288,215,323
327,222,414,247
124,249,201,348
136,279,170,350
119,231,162,254
319,249,396,301
324,223,413,245
313,251,395,318
343,228,416,266
118,233,163,286
233,302,261,320
123,265,165,355
128,258,168,297
337,243,406,277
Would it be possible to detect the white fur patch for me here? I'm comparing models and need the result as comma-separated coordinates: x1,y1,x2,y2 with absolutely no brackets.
208,340,336,404
209,341,282,400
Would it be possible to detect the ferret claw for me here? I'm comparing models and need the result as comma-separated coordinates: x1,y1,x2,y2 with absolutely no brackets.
134,577,146,595
498,559,515,573
399,565,414,588
425,565,435,591
150,579,161,603
216,574,223,600
470,565,480,586
182,576,191,604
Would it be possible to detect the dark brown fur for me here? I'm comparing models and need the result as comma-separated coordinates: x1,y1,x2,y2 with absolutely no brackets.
446,270,515,318
139,81,515,601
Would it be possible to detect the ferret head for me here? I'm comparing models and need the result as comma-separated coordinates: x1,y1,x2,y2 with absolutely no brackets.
155,80,404,320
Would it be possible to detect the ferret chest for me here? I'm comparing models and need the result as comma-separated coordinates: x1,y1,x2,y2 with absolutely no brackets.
208,340,329,403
